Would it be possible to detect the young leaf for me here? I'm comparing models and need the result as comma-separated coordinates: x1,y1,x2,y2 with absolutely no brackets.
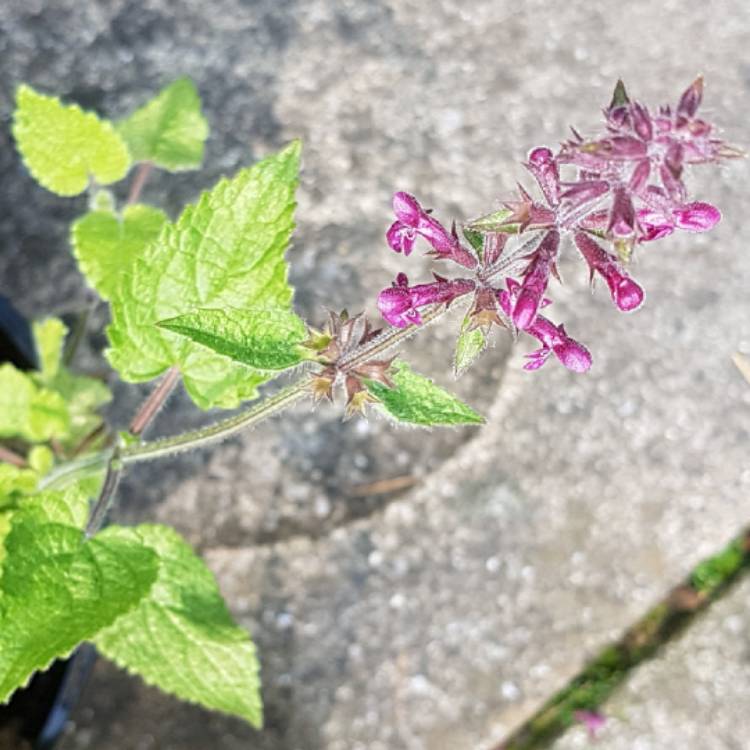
117,78,209,171
106,140,301,409
0,364,69,442
157,307,307,371
28,318,111,450
454,314,488,376
365,360,484,426
94,524,262,727
12,85,131,196
32,318,66,380
0,512,158,702
71,205,168,300
466,207,519,234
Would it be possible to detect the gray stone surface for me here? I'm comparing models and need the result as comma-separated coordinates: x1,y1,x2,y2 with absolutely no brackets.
553,575,750,750
0,0,749,748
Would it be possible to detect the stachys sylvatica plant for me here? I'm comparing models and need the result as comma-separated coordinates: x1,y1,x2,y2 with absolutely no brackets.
0,76,735,729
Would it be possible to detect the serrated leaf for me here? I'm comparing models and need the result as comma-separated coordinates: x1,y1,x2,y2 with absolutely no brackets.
33,318,66,380
13,85,131,196
94,524,262,726
0,508,158,702
158,307,307,371
454,314,488,376
0,364,69,442
365,360,484,426
72,204,168,300
466,207,519,234
106,140,301,409
117,78,209,171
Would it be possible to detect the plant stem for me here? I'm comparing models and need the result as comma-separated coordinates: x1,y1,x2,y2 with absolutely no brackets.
0,444,26,468
129,366,181,437
41,306,454,483
84,449,122,538
120,378,311,464
62,300,95,367
339,304,447,368
126,161,154,205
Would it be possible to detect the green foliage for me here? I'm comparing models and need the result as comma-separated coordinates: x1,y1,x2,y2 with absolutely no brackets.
0,486,159,701
106,140,301,409
13,85,131,196
454,314,488,376
72,204,168,300
117,78,208,171
690,541,744,593
32,318,112,451
0,364,69,443
158,307,307,371
466,207,519,234
366,360,484,426
94,525,262,726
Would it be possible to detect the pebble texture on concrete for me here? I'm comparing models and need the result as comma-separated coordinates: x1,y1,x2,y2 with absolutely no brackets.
0,0,748,748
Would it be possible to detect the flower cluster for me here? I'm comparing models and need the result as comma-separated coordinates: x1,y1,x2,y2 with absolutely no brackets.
377,78,736,372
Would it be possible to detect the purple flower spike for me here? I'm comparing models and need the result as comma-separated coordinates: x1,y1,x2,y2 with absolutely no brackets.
526,147,561,206
513,230,560,330
630,102,653,141
388,191,478,269
377,273,475,328
677,75,703,118
498,281,591,373
608,188,636,237
628,159,651,193
574,232,644,312
672,201,721,232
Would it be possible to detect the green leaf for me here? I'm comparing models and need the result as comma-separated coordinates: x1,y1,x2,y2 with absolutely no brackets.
13,84,131,196
94,524,262,727
46,369,111,450
106,140,301,409
0,466,38,502
0,364,69,443
365,360,484,426
454,314,488,376
33,318,66,380
117,78,209,171
466,208,519,234
72,205,168,301
157,307,307,371
0,509,158,701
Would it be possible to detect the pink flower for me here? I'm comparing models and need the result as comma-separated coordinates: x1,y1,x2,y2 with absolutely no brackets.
377,272,475,328
574,232,644,312
573,709,607,740
386,192,478,269
499,280,591,373
513,230,560,330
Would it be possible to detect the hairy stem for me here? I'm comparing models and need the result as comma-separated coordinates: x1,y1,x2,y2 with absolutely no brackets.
120,378,311,464
42,306,453,484
126,161,154,205
129,366,181,437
